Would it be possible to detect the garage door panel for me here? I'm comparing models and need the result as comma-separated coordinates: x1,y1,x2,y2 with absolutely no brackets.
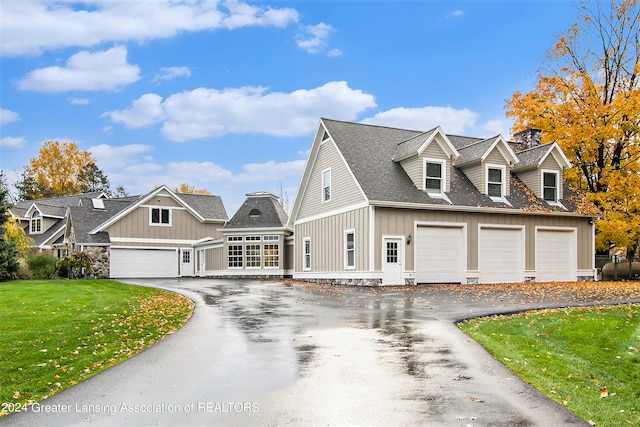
479,227,524,284
416,226,465,284
536,229,576,282
110,248,178,278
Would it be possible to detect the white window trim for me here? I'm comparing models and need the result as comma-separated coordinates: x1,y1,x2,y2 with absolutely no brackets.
303,237,311,271
486,164,507,202
344,229,356,270
322,167,332,203
30,211,42,234
541,169,561,205
149,207,172,227
423,157,446,196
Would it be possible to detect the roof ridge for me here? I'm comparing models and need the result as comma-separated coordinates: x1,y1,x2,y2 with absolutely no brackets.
321,117,426,134
511,141,554,154
456,135,498,151
395,127,439,147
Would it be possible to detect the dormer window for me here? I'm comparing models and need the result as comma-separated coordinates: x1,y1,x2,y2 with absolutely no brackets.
30,211,42,234
424,158,445,196
543,170,559,202
487,165,505,199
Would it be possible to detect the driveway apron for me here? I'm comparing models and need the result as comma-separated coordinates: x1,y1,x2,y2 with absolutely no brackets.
2,279,602,426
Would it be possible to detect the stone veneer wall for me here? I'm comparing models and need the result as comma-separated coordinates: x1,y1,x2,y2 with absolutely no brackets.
84,246,110,278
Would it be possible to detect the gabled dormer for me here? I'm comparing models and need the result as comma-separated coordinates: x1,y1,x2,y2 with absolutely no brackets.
453,135,519,202
512,141,571,205
392,127,460,198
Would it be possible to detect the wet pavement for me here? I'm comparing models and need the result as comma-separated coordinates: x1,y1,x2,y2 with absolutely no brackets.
3,278,622,426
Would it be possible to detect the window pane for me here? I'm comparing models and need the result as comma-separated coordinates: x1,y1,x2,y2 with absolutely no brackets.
151,208,160,223
544,187,556,201
544,172,556,187
488,183,502,198
386,242,398,263
488,168,502,183
425,178,441,191
161,209,170,224
323,170,331,201
426,162,441,178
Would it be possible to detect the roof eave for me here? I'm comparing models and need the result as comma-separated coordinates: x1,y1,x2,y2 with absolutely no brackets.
368,199,596,218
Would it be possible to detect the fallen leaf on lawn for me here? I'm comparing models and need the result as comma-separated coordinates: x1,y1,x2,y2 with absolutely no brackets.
600,386,608,398
469,396,484,402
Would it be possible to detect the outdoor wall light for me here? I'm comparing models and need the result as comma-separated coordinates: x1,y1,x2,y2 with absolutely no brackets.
407,234,412,245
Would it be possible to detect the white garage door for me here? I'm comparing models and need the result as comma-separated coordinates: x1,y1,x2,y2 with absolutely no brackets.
479,227,524,284
110,248,178,278
416,226,465,284
536,229,576,282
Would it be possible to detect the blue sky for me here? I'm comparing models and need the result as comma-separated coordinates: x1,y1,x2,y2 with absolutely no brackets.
1,0,578,214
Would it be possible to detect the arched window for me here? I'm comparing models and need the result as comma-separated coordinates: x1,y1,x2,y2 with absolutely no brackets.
30,211,42,234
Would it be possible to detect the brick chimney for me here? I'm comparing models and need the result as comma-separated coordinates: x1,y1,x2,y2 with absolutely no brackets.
512,128,541,152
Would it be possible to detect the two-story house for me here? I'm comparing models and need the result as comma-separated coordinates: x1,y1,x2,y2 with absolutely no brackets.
288,118,597,285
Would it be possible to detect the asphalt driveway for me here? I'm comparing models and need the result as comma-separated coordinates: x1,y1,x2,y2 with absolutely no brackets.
6,278,632,426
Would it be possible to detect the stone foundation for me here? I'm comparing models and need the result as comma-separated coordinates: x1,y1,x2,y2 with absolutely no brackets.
83,246,110,278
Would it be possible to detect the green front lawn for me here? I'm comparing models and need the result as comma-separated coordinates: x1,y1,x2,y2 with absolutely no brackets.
459,304,640,426
0,280,194,416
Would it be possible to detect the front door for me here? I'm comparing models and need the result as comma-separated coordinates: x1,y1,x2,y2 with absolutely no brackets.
382,237,404,285
180,248,193,277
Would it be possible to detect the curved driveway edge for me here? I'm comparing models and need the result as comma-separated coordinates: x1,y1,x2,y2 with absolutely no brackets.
5,279,637,426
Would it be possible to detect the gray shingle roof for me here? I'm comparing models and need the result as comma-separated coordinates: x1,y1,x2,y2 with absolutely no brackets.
512,143,553,171
392,128,438,161
454,136,500,167
10,191,105,218
176,193,228,221
224,192,288,229
321,118,584,214
69,198,137,245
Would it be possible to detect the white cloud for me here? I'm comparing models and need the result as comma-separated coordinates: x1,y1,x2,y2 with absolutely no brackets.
152,66,191,82
0,136,26,148
1,108,19,124
17,46,140,93
362,106,480,135
89,143,154,170
91,146,301,214
296,22,334,53
105,81,376,141
327,48,342,57
482,119,513,139
102,93,165,128
2,0,300,56
448,10,464,17
69,97,90,105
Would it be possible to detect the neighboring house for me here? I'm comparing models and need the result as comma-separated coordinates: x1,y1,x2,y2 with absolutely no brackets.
288,118,598,285
194,192,293,278
9,192,107,256
11,185,228,279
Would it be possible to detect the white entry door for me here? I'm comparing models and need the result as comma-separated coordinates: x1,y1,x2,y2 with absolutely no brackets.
382,237,404,285
180,248,194,277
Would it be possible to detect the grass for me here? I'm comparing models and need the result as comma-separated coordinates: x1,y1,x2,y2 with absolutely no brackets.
459,304,640,426
0,280,194,416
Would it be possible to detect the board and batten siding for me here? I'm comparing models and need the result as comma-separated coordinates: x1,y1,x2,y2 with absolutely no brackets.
105,205,224,241
297,139,366,220
294,207,369,273
400,142,451,191
373,206,593,275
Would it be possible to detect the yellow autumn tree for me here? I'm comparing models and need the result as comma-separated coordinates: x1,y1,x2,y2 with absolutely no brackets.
20,141,93,198
506,0,640,254
174,183,211,195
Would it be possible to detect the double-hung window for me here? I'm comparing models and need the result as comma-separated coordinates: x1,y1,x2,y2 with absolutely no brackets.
487,166,504,199
424,159,445,196
322,168,331,203
345,230,355,269
246,244,261,268
150,207,171,226
542,171,559,203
